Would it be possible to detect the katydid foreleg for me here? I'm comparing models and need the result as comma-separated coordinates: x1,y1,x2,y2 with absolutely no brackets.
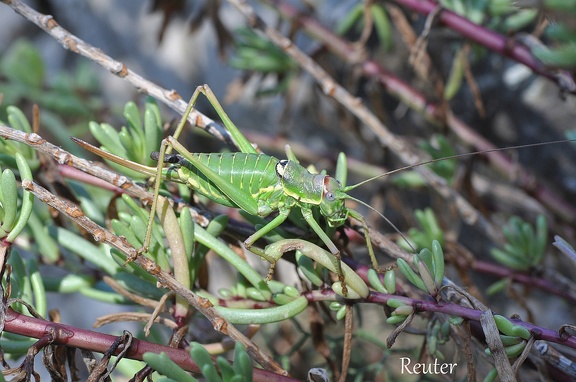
300,206,348,295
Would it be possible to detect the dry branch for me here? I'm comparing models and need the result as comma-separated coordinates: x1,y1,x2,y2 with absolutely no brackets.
18,176,288,376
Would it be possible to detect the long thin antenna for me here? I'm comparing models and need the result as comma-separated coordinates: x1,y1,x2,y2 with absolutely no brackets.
344,138,576,191
346,194,417,254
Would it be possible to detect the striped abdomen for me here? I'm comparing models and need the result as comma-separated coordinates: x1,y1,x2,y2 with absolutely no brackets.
164,152,281,209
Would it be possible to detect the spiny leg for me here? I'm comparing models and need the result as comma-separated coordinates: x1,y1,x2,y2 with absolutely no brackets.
142,138,176,254
168,86,207,152
244,210,292,281
244,211,291,257
180,85,258,155
300,207,348,296
142,86,207,253
144,84,260,253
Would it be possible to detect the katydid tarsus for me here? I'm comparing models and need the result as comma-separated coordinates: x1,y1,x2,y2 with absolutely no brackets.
73,84,574,298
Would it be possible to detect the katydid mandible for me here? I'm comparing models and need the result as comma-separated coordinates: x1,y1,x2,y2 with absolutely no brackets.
73,84,381,296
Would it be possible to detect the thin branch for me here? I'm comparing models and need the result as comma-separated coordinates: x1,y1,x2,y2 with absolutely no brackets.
304,289,576,350
0,0,241,149
3,308,292,381
388,0,575,94
471,260,576,303
20,179,288,377
0,125,147,199
0,124,211,227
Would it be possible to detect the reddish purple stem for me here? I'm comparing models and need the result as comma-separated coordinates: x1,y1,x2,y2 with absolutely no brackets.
4,308,296,381
389,0,569,90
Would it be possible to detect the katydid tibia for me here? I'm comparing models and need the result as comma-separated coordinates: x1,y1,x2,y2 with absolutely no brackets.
72,84,574,298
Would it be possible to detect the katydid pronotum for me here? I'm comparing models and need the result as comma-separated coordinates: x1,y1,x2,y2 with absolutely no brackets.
73,84,574,298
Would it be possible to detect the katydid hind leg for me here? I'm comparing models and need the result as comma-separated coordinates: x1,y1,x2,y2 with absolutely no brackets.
141,137,173,254
200,84,258,155
139,88,205,255
168,86,206,154
170,84,257,155
142,87,214,254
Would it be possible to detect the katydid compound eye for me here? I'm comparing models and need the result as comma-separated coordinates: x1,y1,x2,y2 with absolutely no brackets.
325,192,336,201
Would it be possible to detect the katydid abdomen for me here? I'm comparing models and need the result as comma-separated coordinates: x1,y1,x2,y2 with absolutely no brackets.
160,152,286,215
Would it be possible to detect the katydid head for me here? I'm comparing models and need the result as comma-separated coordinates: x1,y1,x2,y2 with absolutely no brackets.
275,159,349,225
319,176,349,227
325,173,420,258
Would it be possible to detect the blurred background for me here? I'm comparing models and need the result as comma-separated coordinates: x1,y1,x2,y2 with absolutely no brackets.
1,1,576,380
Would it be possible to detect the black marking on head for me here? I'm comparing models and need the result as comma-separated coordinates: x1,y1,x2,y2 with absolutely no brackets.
150,152,184,164
276,159,289,178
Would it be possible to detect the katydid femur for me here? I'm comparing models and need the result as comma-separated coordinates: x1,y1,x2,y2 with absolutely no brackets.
73,85,393,296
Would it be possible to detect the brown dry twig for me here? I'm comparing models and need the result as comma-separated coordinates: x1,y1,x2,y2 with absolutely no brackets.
0,124,211,227
19,178,287,376
0,0,242,150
